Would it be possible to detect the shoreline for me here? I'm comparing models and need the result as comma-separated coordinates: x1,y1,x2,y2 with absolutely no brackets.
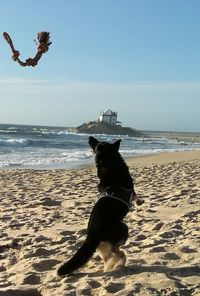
1,149,200,170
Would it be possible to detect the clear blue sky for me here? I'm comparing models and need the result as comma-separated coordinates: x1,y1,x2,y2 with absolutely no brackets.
0,0,200,132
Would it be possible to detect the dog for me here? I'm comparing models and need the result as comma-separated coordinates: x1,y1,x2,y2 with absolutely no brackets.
57,136,143,276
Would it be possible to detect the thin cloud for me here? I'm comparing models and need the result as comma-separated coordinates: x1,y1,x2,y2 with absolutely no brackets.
1,78,200,98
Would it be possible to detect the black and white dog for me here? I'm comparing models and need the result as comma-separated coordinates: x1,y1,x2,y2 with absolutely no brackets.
57,136,143,276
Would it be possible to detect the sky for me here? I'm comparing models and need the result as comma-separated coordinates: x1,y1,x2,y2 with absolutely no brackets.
0,0,200,132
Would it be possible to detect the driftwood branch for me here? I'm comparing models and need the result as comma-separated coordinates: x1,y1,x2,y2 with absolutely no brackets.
3,32,52,67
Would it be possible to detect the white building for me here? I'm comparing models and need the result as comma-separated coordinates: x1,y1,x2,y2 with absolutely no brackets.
99,109,120,125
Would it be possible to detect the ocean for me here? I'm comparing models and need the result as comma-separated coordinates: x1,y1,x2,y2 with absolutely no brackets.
0,124,200,169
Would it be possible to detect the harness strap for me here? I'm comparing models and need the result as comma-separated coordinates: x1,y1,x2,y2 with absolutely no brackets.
98,186,133,211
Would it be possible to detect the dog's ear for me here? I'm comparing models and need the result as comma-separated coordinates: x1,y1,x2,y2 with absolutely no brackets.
113,139,121,151
88,136,99,151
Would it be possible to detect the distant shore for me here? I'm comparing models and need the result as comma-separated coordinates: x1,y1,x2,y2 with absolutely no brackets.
142,130,200,143
126,149,200,167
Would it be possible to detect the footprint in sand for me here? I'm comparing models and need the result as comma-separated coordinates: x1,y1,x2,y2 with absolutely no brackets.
60,230,76,236
180,246,198,253
40,197,61,207
135,234,146,241
88,280,101,289
162,252,181,260
152,222,164,231
59,231,77,244
22,273,41,285
159,229,182,239
105,282,125,293
184,209,200,220
24,247,56,258
171,222,183,231
32,235,51,244
170,196,182,202
149,246,166,253
32,259,60,272
0,289,42,296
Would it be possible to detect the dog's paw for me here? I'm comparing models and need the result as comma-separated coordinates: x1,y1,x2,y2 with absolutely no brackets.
104,253,126,272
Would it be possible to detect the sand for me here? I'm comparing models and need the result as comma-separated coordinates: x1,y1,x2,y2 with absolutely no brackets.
0,150,200,296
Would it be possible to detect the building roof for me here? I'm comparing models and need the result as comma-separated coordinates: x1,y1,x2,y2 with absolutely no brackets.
101,109,117,116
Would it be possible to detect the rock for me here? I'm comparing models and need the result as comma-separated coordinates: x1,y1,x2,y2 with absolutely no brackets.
69,121,143,137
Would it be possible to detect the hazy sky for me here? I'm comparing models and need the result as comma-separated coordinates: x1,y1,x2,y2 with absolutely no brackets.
0,0,200,132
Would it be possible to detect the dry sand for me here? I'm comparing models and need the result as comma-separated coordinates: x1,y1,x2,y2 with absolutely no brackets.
0,150,200,296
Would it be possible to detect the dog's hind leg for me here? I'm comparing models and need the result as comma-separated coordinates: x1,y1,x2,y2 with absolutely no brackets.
96,242,113,271
103,222,128,271
97,241,125,272
103,242,126,271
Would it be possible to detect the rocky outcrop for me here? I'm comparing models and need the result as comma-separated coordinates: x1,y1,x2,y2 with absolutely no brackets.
70,121,143,137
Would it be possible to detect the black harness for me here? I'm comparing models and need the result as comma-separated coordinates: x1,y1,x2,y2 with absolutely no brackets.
98,185,133,211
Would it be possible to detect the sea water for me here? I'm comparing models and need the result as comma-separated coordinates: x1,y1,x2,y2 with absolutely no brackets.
0,124,200,169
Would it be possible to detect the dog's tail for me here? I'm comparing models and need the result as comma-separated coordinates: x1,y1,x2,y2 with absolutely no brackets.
57,237,100,276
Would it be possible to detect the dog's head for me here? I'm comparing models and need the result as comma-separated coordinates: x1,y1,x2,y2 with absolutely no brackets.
88,136,121,166
88,136,142,204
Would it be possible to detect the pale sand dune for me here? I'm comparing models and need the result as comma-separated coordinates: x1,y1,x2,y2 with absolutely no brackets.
0,150,200,295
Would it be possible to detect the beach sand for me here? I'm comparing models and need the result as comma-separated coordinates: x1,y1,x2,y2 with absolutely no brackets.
0,150,200,296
